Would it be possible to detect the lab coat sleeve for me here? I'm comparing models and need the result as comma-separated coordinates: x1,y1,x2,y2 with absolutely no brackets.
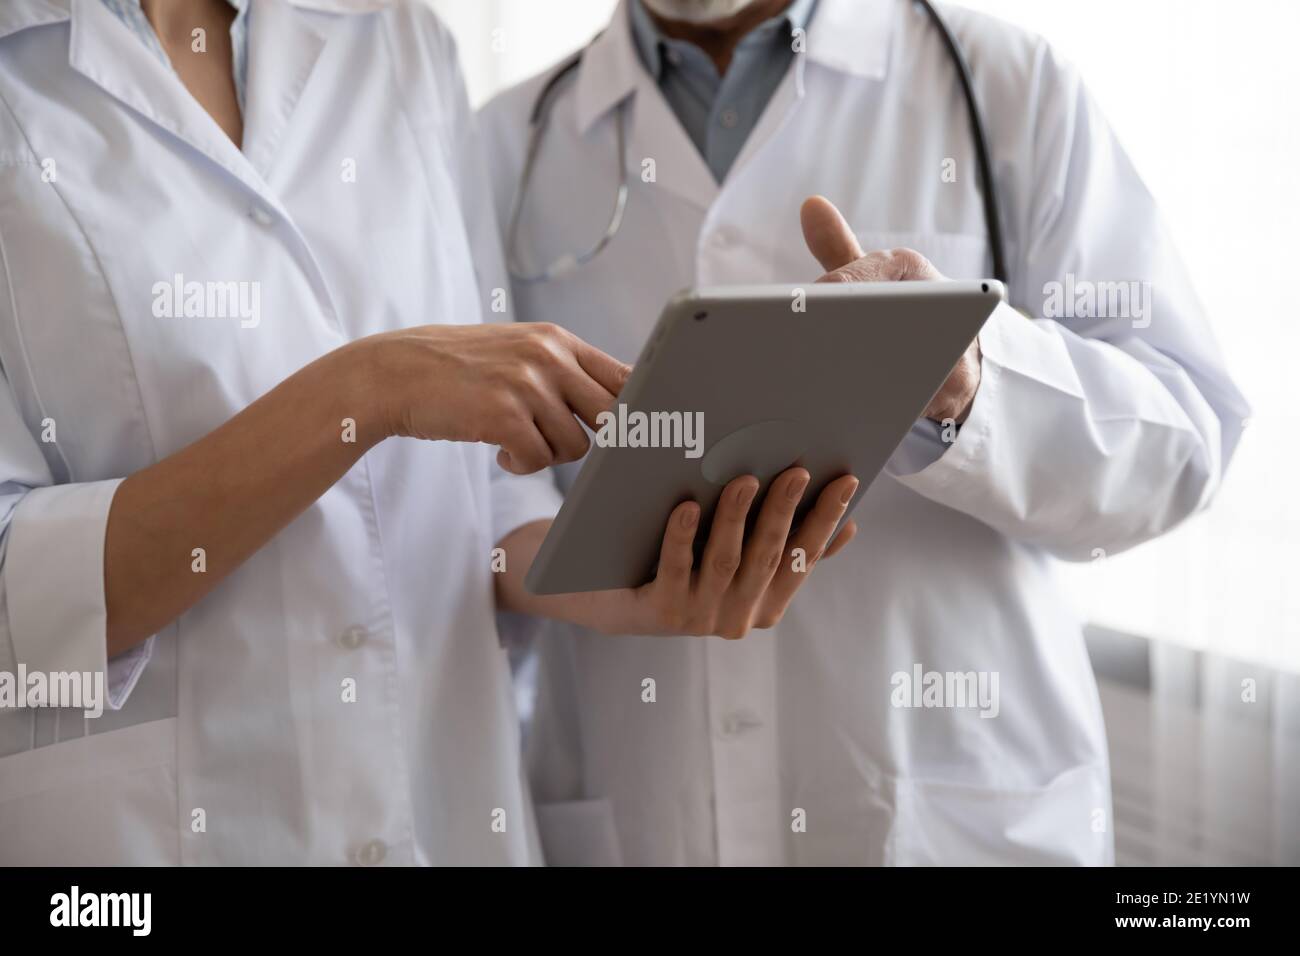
0,367,148,710
425,13,564,547
890,40,1251,561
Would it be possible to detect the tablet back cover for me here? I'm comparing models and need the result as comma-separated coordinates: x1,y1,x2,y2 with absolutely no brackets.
525,280,1004,595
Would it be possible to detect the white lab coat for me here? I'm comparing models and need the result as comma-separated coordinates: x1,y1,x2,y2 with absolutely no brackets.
480,0,1250,865
0,0,562,864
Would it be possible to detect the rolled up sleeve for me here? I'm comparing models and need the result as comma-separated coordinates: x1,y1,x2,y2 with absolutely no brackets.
490,464,563,549
0,375,146,711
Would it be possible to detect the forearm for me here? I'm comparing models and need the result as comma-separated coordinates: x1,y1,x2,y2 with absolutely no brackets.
492,519,629,634
105,340,386,655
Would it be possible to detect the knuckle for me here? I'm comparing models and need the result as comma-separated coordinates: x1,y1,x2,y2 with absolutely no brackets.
711,553,741,577
515,364,550,398
568,430,593,459
523,324,566,361
889,247,928,277
663,554,693,578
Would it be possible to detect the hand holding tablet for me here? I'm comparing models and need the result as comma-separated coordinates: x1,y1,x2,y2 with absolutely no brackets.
606,467,859,639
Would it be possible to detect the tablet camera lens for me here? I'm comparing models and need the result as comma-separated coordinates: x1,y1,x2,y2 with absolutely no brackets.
694,311,708,321
981,283,989,293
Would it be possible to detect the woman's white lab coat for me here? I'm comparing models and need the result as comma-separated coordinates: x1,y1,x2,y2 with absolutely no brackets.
0,0,561,864
479,0,1250,865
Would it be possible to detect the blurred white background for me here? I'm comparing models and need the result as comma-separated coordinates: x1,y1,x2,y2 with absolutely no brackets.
428,0,1299,674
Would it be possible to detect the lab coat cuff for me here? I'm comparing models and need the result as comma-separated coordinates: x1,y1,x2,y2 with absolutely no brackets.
5,478,149,711
891,302,1022,495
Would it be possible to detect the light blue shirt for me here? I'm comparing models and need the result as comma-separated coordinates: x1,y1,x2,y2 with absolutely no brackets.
100,0,250,113
629,0,817,183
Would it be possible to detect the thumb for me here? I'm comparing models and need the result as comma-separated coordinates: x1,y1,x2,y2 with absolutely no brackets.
801,195,864,273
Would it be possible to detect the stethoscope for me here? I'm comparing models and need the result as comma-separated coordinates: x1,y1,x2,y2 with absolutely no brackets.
506,0,1007,285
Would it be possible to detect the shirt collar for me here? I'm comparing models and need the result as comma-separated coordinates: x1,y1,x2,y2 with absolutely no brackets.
628,0,818,80
576,0,895,135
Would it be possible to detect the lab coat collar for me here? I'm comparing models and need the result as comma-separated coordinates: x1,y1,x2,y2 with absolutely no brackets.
574,0,896,136
0,0,389,39
0,0,70,39
66,0,251,187
574,0,642,137
804,0,896,80
240,0,335,180
50,0,371,198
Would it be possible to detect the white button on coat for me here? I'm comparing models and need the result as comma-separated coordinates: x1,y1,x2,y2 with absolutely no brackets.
480,0,1249,866
337,626,368,651
0,0,559,865
354,838,387,866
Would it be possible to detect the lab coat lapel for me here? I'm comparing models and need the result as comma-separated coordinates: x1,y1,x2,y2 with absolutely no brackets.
723,0,896,184
628,70,718,212
576,0,717,212
240,0,337,181
723,47,806,186
67,0,254,189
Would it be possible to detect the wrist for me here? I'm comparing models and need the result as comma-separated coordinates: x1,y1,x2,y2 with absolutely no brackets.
329,336,396,448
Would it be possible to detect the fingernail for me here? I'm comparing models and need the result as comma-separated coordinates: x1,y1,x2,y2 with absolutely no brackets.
681,504,699,529
840,478,860,505
787,472,810,500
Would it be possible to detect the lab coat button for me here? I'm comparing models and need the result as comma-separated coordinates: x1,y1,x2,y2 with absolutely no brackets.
249,204,274,227
337,625,367,650
354,839,387,866
719,711,762,737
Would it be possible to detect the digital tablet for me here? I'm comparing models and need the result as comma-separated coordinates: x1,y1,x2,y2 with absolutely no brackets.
525,280,1006,595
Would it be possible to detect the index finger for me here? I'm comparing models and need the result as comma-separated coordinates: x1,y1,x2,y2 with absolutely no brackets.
560,366,618,433
573,339,632,400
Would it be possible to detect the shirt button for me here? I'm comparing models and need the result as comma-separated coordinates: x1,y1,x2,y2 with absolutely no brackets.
719,107,740,129
337,625,368,651
354,839,387,866
249,204,274,227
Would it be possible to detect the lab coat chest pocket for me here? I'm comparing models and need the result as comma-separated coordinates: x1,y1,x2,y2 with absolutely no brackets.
0,718,180,865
